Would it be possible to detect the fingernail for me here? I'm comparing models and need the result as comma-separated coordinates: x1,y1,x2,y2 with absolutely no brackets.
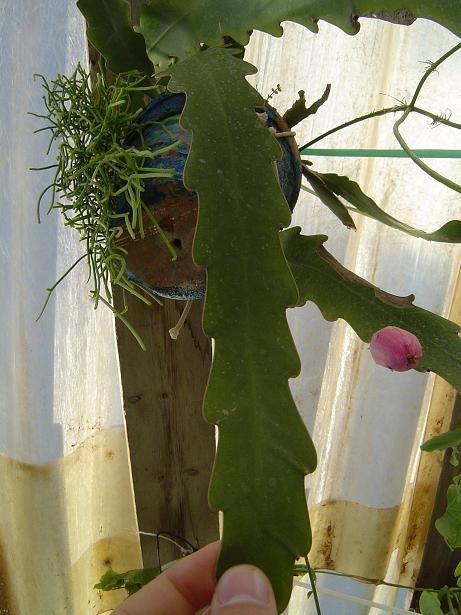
217,566,270,607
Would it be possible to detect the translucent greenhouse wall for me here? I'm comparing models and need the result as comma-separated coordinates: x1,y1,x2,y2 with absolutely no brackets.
1,3,460,615
0,3,142,614
245,18,461,615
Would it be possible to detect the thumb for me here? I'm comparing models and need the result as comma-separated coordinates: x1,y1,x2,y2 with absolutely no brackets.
208,565,278,615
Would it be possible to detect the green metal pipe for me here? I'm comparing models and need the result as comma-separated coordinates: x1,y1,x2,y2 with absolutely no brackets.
299,148,461,159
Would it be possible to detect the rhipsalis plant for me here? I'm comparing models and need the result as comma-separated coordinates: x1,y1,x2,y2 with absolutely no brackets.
31,65,182,347
31,0,461,611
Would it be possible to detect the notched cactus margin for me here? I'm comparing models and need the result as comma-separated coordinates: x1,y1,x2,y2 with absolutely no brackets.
166,49,317,612
77,0,154,75
138,0,461,65
281,227,461,393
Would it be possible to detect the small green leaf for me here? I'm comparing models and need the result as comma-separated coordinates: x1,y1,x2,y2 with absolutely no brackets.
435,484,461,550
450,449,460,467
77,0,154,75
318,172,461,243
420,591,445,615
94,569,125,592
455,561,461,578
167,49,316,613
455,561,461,586
94,567,158,595
280,227,461,393
137,1,461,64
422,428,461,452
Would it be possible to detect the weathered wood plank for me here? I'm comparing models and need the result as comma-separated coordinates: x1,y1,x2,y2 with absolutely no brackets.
114,292,218,568
85,0,219,568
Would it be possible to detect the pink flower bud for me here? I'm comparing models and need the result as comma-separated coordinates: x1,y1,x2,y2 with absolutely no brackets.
370,326,422,372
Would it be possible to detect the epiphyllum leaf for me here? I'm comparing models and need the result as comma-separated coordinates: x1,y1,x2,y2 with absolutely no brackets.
77,0,154,75
315,172,461,243
281,227,461,392
167,49,316,612
138,0,461,65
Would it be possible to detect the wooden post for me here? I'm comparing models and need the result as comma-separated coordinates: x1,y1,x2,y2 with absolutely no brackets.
114,294,218,568
87,0,219,568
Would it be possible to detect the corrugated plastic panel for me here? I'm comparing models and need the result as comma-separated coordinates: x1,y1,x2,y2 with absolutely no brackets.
1,6,460,614
246,18,461,615
0,3,142,613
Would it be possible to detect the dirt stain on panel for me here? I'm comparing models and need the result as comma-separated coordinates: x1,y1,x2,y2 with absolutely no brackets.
309,499,400,578
0,428,142,615
0,534,13,614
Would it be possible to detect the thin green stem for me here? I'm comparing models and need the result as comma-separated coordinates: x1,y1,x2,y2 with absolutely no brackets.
393,118,461,193
300,105,461,151
36,252,89,321
29,163,59,171
98,296,147,351
126,278,163,305
413,106,461,130
300,42,461,152
300,105,404,150
116,278,153,305
305,557,322,615
299,44,461,196
142,202,178,261
36,182,58,223
300,184,317,196
447,592,457,615
294,566,456,595
393,42,461,195
410,43,461,107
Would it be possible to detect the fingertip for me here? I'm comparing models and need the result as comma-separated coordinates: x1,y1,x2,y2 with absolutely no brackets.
112,541,221,615
210,565,277,615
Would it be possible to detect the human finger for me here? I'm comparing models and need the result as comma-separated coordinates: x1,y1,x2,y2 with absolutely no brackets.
208,565,278,615
112,541,221,615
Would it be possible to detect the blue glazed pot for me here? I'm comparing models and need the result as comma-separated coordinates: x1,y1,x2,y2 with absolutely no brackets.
116,93,302,300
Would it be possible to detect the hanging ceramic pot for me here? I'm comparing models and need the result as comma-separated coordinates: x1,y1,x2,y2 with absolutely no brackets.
115,93,302,300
